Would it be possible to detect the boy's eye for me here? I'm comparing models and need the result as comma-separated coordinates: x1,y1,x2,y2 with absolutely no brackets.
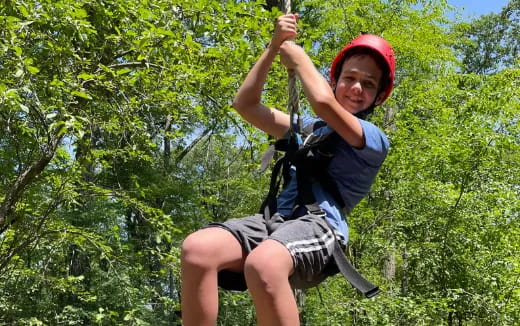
362,80,377,89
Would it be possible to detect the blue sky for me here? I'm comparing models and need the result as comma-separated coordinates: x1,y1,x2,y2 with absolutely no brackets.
448,0,510,18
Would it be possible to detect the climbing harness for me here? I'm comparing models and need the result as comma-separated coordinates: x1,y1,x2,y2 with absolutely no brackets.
259,121,380,298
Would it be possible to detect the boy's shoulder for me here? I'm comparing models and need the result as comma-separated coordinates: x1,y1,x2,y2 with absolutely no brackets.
358,119,389,147
302,118,388,145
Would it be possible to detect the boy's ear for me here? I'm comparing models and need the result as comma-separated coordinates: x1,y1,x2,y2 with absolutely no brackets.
374,92,385,106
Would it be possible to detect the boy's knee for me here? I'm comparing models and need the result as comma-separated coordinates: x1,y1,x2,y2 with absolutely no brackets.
244,241,293,291
181,232,212,269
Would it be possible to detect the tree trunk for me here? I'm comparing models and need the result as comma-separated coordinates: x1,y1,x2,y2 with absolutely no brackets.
401,247,408,296
383,251,396,280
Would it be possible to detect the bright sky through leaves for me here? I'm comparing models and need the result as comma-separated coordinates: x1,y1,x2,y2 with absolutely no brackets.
449,0,510,17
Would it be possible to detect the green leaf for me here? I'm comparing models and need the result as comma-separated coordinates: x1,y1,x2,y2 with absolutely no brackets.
5,89,18,98
77,73,95,80
17,5,30,18
71,90,92,99
156,28,175,37
13,46,23,57
27,66,39,74
116,68,132,75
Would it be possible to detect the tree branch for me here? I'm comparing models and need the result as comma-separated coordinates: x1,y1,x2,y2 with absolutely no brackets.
0,134,63,235
175,128,212,165
108,61,166,71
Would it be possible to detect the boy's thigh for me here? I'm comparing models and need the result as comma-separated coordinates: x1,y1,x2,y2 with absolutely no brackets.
204,213,269,253
269,214,340,289
183,227,245,272
203,214,269,291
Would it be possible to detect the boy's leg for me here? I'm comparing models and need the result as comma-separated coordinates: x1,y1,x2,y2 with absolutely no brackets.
244,213,339,326
244,239,299,326
181,227,245,326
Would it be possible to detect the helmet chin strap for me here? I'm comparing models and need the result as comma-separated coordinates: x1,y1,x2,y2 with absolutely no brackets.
354,93,380,119
354,106,374,120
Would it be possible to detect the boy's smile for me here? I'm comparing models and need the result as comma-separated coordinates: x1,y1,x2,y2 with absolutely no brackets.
333,54,383,114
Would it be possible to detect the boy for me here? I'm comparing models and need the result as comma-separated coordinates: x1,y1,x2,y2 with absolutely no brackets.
181,13,395,326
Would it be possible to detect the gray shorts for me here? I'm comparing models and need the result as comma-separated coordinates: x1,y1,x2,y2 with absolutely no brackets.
205,213,344,291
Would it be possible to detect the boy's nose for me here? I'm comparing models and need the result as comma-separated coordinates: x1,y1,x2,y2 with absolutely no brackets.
351,81,362,94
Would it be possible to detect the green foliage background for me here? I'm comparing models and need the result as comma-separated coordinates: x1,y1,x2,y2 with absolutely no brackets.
0,0,518,325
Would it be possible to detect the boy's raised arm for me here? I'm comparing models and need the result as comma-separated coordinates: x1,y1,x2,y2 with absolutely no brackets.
232,14,301,139
232,45,290,139
279,41,365,148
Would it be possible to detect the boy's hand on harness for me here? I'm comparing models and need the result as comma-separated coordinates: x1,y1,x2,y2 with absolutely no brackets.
271,13,299,49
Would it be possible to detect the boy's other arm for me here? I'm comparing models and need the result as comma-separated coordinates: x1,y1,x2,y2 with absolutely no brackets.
232,45,290,139
233,14,300,139
279,42,364,148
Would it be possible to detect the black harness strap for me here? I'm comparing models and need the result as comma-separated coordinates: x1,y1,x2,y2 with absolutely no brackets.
300,201,380,298
260,121,380,298
322,215,380,298
259,156,285,219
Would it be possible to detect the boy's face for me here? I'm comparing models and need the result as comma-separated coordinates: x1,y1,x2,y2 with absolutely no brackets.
332,54,384,114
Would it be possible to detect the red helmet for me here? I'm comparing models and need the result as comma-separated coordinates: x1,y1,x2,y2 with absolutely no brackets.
330,34,396,105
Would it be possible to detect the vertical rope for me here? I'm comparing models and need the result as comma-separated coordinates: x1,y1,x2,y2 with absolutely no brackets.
279,2,305,318
280,0,301,135
281,0,291,13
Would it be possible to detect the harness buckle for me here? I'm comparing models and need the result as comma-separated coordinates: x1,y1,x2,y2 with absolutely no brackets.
306,205,326,217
